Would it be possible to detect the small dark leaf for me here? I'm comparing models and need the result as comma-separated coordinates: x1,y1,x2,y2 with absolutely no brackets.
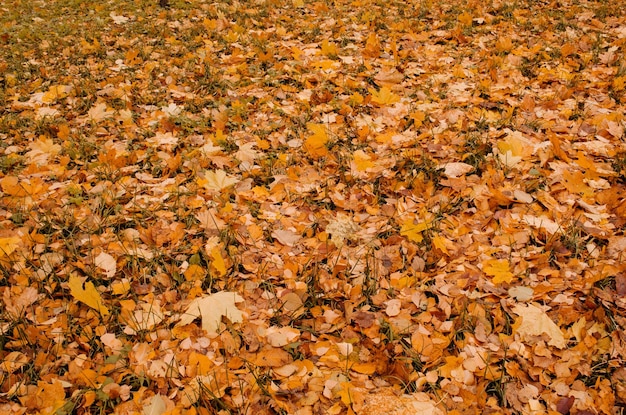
616,273,626,296
556,396,574,414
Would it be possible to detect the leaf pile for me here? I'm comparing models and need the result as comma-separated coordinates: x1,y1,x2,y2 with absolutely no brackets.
1,0,626,414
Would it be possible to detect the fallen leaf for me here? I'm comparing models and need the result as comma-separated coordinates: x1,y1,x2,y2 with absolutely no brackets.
304,123,329,158
556,396,575,414
68,275,110,317
441,162,473,178
512,303,566,349
176,291,244,334
199,169,240,191
369,86,400,105
271,229,301,247
359,389,443,415
508,286,534,302
0,236,21,257
142,395,168,415
95,252,116,278
483,259,515,284
400,219,428,243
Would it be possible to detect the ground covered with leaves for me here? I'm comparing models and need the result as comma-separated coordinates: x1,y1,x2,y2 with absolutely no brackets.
1,0,626,413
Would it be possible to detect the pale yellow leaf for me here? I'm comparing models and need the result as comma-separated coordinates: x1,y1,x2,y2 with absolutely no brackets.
264,326,300,347
512,303,566,348
142,394,167,415
198,169,239,191
271,229,301,247
508,286,534,302
87,102,115,121
176,291,244,334
26,137,62,165
385,299,401,317
441,162,473,178
95,252,116,278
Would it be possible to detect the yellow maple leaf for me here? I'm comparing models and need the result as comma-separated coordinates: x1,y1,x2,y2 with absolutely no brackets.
369,86,401,106
349,92,364,106
483,259,514,284
562,170,593,197
496,132,529,168
68,275,110,317
26,137,62,165
352,150,374,172
304,123,329,158
87,102,115,121
400,220,428,243
495,37,513,53
42,85,71,104
320,39,338,56
458,11,473,27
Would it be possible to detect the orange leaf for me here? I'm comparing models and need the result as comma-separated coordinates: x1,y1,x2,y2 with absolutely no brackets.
350,361,377,375
254,347,291,367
